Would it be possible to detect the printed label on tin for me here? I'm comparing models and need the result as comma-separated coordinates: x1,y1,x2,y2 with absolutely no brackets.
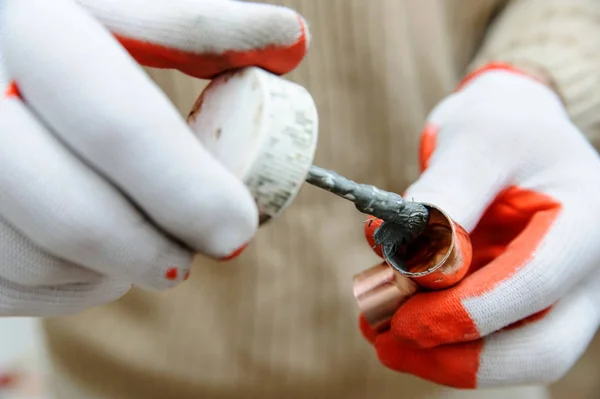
243,75,319,225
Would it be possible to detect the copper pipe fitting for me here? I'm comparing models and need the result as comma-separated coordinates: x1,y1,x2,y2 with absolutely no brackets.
353,203,472,332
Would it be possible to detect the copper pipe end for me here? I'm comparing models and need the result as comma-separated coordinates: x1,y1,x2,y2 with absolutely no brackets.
353,203,473,331
353,263,418,332
383,203,472,290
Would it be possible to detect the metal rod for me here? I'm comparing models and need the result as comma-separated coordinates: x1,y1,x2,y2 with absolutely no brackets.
305,165,430,244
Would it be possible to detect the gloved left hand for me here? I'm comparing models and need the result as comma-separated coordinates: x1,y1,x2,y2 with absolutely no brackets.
0,0,308,315
361,64,600,389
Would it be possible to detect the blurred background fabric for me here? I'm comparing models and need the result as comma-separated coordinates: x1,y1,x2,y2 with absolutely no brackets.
0,318,597,398
2,1,600,398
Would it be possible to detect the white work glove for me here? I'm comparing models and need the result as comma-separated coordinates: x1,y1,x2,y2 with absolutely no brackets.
361,64,600,388
0,0,308,316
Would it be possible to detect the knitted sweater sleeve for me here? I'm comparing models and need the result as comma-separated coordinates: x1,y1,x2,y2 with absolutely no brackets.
469,0,600,147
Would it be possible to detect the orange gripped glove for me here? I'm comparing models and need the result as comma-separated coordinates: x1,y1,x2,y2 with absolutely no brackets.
360,63,600,388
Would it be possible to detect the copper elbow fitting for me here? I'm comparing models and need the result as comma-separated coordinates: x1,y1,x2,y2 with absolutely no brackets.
353,204,472,332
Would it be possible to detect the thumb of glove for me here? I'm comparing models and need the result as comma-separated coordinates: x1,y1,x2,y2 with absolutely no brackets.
405,124,510,233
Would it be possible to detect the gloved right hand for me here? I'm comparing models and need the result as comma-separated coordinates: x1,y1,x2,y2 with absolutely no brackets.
360,64,600,388
0,0,308,316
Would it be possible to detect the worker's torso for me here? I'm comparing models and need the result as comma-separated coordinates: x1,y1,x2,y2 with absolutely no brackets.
42,1,507,398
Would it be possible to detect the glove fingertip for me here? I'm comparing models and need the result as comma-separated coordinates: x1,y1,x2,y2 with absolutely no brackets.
134,266,189,292
364,216,384,258
228,11,309,77
218,242,250,262
359,314,378,344
109,3,310,79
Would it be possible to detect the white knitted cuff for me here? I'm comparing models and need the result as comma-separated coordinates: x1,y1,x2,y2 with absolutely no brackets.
469,0,600,148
